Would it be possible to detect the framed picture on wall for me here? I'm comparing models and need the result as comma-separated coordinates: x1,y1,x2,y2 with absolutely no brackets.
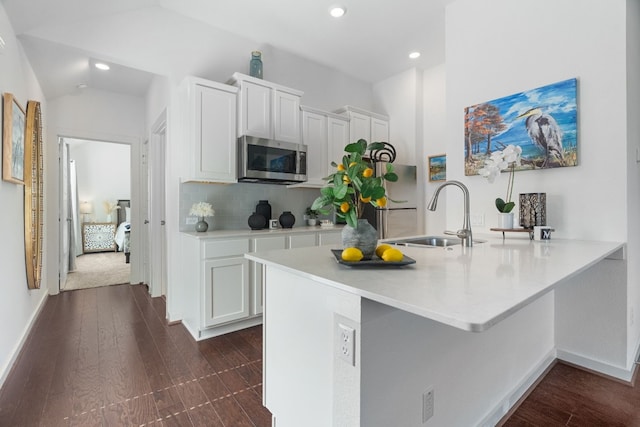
428,154,446,182
2,93,26,185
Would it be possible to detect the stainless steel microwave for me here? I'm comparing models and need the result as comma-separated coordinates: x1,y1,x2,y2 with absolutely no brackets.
237,136,307,184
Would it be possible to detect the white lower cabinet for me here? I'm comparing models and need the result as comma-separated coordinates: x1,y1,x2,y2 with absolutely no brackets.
288,233,317,248
251,235,286,315
182,228,342,340
203,257,249,327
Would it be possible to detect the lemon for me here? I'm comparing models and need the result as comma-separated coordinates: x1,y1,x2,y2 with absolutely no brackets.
343,175,351,184
381,248,403,262
337,164,346,171
359,194,371,203
362,167,374,178
341,247,363,262
375,244,393,258
340,202,350,213
376,197,387,208
349,161,358,167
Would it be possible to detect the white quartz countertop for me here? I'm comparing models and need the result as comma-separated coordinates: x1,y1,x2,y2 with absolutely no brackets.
245,236,625,332
181,225,342,239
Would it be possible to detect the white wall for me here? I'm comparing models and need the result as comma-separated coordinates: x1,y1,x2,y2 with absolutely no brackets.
422,64,448,235
625,0,640,366
0,3,48,386
70,140,131,223
443,0,637,379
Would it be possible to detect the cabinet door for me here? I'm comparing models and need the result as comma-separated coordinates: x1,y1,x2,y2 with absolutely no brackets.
301,110,328,186
328,116,349,165
288,233,317,249
251,236,286,315
195,84,237,182
371,117,389,143
348,111,371,143
274,90,301,143
317,230,342,247
240,80,272,139
203,257,250,327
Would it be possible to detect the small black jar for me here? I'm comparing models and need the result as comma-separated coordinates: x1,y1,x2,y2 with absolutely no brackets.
255,200,271,227
279,211,295,228
248,212,267,230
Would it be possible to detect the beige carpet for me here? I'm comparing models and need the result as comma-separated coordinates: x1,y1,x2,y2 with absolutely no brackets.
63,251,131,291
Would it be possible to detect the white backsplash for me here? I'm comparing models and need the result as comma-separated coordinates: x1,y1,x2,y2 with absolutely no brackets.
180,182,324,231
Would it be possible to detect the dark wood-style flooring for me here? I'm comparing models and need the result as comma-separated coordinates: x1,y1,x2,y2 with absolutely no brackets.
0,284,271,427
1,284,639,426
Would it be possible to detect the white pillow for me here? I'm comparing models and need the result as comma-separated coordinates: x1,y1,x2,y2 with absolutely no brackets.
125,207,131,223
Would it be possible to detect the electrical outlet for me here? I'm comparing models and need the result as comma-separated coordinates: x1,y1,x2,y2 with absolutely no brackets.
422,388,434,423
186,217,197,225
338,323,355,366
470,213,484,227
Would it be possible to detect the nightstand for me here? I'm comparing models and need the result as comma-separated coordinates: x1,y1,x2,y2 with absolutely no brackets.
82,222,116,253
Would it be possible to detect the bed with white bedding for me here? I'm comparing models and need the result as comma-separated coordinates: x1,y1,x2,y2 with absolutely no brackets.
115,199,131,263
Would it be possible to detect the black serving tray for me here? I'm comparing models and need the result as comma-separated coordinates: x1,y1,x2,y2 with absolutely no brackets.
331,249,416,267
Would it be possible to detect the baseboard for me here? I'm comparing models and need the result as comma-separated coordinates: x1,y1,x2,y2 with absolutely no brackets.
479,350,556,427
556,349,634,382
0,291,49,389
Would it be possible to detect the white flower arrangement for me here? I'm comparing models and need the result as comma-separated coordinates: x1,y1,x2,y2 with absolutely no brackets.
478,144,522,213
103,200,121,214
190,202,215,218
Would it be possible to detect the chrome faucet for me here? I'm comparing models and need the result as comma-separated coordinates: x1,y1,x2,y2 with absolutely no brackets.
427,180,473,247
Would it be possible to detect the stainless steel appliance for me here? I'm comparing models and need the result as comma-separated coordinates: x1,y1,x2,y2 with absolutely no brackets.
361,163,418,239
238,136,307,184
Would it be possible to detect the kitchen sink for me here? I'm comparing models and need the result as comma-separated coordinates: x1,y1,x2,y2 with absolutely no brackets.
386,236,486,247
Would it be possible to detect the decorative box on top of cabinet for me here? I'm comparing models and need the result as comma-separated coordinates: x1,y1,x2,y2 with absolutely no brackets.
228,72,304,144
82,222,116,253
180,76,238,183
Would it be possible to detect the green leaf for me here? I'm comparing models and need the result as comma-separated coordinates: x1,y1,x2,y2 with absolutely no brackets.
368,142,385,151
333,184,349,199
496,198,515,213
384,172,398,182
370,187,385,200
502,202,515,213
345,209,357,228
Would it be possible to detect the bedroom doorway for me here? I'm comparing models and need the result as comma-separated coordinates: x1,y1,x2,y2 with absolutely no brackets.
59,137,132,291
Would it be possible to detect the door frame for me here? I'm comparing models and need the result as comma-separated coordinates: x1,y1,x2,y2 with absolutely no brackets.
55,133,142,292
148,111,167,298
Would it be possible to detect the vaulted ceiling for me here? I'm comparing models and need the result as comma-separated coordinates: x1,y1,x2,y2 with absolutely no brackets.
1,0,454,98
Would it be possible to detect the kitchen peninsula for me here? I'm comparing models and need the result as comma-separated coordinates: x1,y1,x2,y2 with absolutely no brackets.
246,236,625,426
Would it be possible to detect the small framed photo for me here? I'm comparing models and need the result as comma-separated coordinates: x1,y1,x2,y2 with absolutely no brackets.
3,93,26,185
428,154,446,182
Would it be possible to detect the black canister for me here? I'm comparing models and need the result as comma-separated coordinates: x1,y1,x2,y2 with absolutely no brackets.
279,211,295,228
248,212,267,230
255,200,271,228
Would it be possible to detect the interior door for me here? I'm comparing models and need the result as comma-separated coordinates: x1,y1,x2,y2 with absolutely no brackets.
149,113,167,297
141,140,150,286
58,139,70,289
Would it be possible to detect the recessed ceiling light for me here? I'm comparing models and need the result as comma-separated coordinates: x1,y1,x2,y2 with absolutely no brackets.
329,6,346,18
76,83,87,90
409,52,421,59
95,62,110,71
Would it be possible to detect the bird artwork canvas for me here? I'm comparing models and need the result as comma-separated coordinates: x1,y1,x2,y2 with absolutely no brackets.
464,78,578,176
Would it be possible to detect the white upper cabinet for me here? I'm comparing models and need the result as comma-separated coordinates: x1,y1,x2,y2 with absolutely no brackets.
300,107,328,187
241,79,272,139
180,76,238,183
294,106,349,188
230,73,303,143
327,115,349,168
334,105,390,145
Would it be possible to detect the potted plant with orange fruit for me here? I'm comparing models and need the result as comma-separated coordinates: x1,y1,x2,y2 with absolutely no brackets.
311,139,398,259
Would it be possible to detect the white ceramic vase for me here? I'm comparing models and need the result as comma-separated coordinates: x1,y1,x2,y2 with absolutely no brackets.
497,212,514,229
